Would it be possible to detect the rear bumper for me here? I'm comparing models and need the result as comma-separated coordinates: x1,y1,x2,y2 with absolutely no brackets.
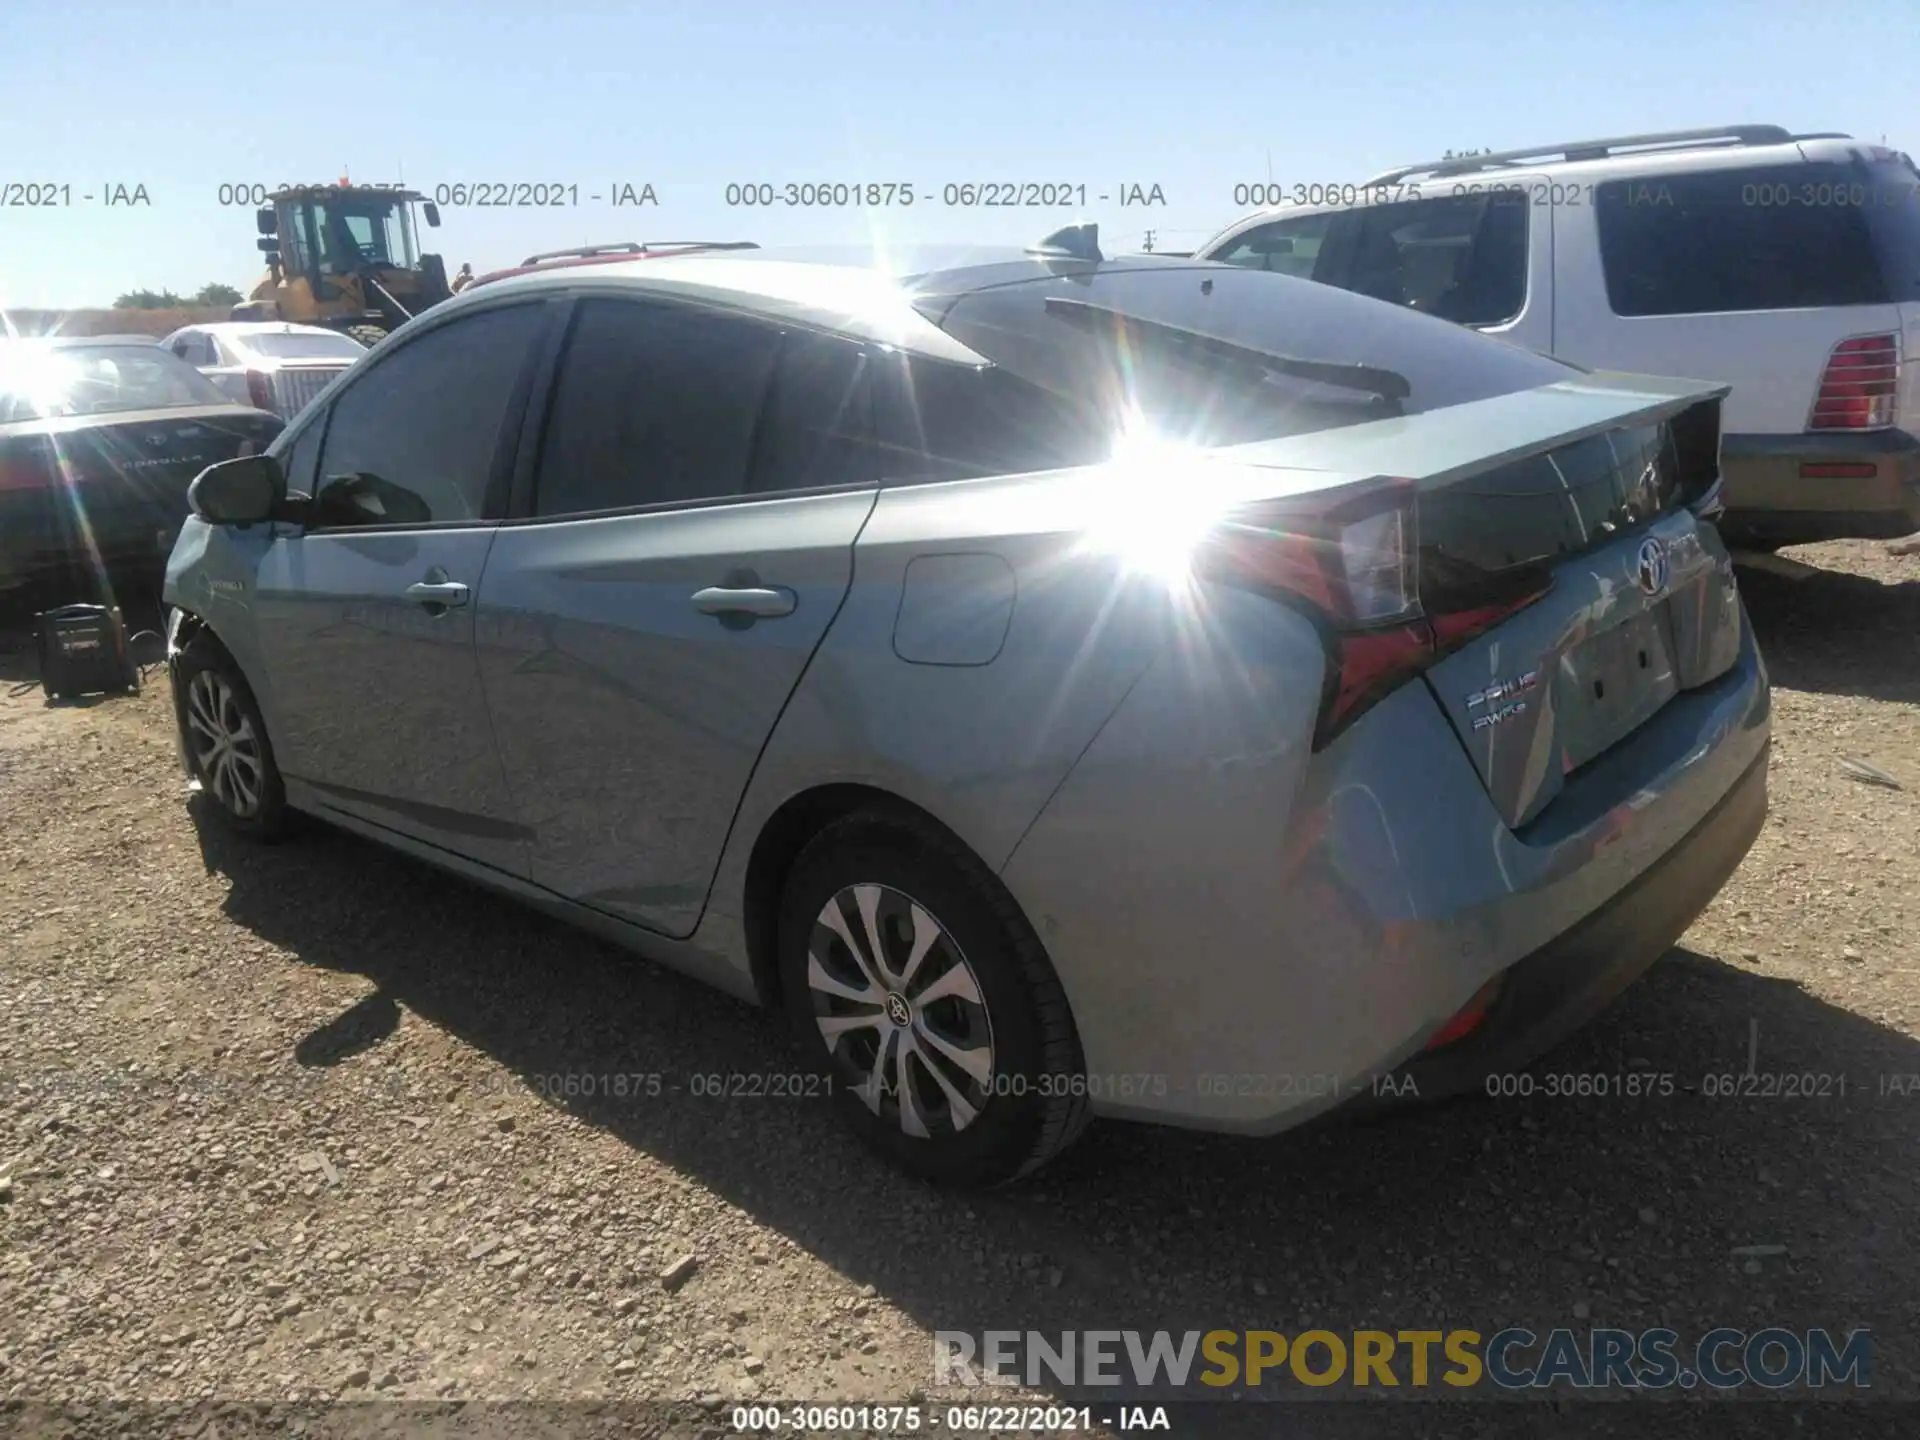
1000,590,1771,1136
1718,428,1920,545
1349,738,1768,1107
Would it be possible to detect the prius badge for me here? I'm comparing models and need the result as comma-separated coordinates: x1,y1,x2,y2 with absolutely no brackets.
1634,535,1670,597
1466,668,1540,731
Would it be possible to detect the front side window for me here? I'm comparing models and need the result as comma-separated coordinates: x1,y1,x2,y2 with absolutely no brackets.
304,200,412,275
1211,212,1340,280
274,411,326,495
533,299,782,516
311,303,545,527
1345,191,1529,326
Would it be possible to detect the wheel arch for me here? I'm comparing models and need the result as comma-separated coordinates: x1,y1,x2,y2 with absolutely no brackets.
166,605,273,745
740,782,1016,1013
167,604,249,678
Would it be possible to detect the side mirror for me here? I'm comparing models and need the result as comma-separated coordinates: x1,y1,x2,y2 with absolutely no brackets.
422,202,442,228
256,207,278,237
257,237,281,254
189,454,285,526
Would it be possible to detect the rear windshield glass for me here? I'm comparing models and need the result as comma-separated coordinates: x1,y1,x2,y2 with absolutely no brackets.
917,265,1573,451
1595,160,1920,315
0,343,232,422
247,332,366,360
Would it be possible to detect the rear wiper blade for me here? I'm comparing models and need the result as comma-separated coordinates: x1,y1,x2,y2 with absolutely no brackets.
1042,295,1412,405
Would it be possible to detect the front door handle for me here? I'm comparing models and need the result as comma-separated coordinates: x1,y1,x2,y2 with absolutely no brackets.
691,585,796,619
406,580,469,610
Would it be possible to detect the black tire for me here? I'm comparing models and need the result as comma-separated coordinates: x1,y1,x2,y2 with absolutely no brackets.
777,810,1092,1187
174,633,290,840
345,324,389,348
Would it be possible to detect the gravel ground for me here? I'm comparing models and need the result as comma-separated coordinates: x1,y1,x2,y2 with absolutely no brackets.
0,540,1915,1438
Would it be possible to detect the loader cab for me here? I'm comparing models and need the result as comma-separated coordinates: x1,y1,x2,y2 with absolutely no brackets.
256,187,438,288
250,185,448,335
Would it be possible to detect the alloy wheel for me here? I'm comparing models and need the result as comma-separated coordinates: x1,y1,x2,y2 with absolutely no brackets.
806,883,996,1138
185,670,264,818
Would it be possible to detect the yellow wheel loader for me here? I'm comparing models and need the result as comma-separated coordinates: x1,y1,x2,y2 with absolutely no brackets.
234,184,451,346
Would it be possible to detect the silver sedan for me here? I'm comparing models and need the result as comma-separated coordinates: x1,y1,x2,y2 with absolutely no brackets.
162,235,1770,1185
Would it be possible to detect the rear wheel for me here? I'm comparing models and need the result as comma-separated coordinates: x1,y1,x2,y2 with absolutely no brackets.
777,811,1092,1187
175,635,289,840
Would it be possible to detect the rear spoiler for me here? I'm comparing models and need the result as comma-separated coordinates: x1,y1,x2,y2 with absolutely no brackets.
1215,371,1732,492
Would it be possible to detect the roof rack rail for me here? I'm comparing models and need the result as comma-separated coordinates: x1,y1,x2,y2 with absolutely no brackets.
517,240,759,266
1359,125,1813,187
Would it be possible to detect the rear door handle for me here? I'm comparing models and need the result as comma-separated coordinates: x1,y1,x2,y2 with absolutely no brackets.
691,585,796,619
406,580,469,609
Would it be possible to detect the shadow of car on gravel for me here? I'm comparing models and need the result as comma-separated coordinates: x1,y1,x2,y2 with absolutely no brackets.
1737,562,1920,704
186,800,1920,1419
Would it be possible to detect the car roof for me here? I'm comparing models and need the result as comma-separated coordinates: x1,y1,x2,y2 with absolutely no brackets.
1201,127,1914,251
458,248,1245,361
1354,126,1906,186
174,322,352,339
9,333,163,348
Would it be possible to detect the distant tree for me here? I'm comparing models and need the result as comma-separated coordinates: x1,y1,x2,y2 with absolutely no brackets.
193,282,243,306
113,288,186,309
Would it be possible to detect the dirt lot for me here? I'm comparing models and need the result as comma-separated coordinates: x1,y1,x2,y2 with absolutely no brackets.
0,541,1915,1437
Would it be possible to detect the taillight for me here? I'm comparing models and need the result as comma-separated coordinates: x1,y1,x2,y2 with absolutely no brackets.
1421,974,1504,1053
246,370,274,410
1198,476,1551,749
1198,478,1428,747
1808,333,1899,431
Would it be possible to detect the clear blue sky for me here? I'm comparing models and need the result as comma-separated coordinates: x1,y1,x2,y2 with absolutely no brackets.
1,0,1914,308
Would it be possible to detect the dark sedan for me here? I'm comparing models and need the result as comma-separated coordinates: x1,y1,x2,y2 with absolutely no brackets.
0,337,283,608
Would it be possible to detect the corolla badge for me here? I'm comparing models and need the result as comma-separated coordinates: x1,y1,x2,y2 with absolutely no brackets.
1634,535,1670,597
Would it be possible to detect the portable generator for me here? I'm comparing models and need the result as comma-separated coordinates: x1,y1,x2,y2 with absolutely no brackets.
35,603,140,700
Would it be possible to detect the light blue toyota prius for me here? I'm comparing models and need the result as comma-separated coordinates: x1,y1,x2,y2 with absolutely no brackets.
163,230,1770,1185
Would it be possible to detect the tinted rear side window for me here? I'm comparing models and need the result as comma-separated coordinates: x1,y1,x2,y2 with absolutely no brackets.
870,353,1109,481
1595,161,1920,314
535,299,781,515
746,329,879,492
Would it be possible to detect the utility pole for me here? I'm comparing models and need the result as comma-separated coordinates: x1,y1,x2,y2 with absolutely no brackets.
1143,229,1156,253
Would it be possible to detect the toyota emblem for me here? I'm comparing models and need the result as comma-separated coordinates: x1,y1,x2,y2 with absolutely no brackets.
1634,535,1669,597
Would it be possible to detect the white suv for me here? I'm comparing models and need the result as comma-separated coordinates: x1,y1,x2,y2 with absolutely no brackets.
1194,125,1920,548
